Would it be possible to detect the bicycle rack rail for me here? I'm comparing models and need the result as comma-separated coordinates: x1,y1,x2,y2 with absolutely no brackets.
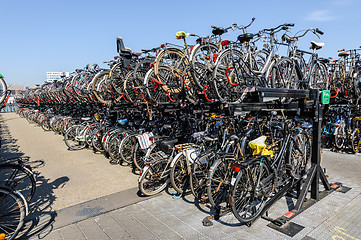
202,88,345,236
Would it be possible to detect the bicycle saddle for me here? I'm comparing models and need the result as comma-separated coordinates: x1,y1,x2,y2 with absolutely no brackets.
158,139,178,154
212,27,227,36
338,51,350,57
229,134,239,141
237,33,254,43
310,41,324,50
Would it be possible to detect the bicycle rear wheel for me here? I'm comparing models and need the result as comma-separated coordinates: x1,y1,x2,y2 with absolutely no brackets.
0,163,36,203
0,187,26,240
351,128,360,153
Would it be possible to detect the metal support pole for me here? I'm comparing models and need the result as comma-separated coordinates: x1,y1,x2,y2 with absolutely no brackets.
310,89,321,200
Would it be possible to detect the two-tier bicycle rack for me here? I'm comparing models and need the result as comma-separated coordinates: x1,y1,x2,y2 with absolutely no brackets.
200,87,348,237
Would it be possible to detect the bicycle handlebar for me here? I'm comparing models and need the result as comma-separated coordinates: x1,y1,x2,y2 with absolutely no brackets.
315,28,324,35
262,23,295,33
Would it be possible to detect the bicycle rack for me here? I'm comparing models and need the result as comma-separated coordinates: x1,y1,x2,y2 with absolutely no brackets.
202,88,346,236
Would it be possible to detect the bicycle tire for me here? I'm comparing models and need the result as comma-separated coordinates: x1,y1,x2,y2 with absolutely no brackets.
351,128,360,153
309,61,328,90
231,159,271,223
0,76,8,105
190,151,215,201
206,157,232,209
133,143,147,171
0,163,36,203
189,43,219,90
154,48,188,97
64,125,87,150
138,160,170,196
144,67,172,104
170,154,188,194
119,133,137,165
0,187,26,240
212,48,244,103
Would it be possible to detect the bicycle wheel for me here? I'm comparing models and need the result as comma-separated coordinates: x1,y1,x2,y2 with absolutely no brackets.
124,69,146,103
0,187,26,240
119,133,137,165
170,154,189,194
190,151,215,201
91,129,105,152
0,76,8,105
92,71,113,104
108,133,124,164
351,128,360,153
334,124,346,150
207,157,233,209
272,57,299,89
40,117,52,131
138,160,170,196
133,143,147,171
144,67,172,104
287,130,311,179
154,48,188,100
189,43,219,90
213,48,244,103
64,125,87,150
309,61,328,90
231,159,271,223
0,164,36,203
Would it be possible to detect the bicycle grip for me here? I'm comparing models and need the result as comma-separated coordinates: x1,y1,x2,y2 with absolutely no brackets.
285,23,295,27
316,28,324,35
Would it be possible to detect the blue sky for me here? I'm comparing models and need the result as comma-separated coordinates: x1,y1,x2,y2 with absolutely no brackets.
0,0,360,87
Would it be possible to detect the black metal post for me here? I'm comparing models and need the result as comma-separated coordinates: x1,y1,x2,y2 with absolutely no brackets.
310,89,321,200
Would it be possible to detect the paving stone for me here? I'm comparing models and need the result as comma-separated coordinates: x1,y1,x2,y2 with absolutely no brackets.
58,224,87,240
94,214,133,239
110,208,159,240
76,218,111,240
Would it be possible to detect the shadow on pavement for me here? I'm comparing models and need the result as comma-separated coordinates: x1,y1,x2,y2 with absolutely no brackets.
0,116,70,239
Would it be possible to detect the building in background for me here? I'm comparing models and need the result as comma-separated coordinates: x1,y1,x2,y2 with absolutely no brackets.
8,84,25,95
46,72,70,83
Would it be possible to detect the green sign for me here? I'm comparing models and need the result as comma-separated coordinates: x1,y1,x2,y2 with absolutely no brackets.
321,90,330,104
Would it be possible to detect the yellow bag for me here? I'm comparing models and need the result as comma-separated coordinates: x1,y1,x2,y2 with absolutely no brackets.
249,136,274,157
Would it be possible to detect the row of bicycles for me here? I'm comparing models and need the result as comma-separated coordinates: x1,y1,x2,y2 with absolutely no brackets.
16,104,313,225
0,158,37,240
322,105,361,153
7,19,361,233
15,18,361,107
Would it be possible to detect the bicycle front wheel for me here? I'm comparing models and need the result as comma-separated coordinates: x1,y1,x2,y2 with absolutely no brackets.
138,160,170,196
154,48,188,98
231,159,270,223
0,187,26,240
64,125,87,150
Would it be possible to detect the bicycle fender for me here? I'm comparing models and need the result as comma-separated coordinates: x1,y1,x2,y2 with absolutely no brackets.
138,165,150,182
169,152,186,168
